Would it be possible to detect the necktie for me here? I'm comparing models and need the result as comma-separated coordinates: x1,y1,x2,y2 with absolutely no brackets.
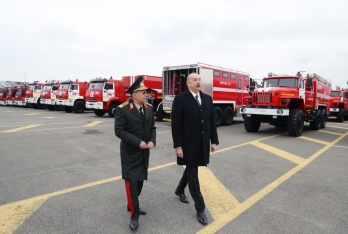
195,95,200,106
139,107,144,117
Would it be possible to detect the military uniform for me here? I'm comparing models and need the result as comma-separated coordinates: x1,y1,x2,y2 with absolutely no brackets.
114,76,156,230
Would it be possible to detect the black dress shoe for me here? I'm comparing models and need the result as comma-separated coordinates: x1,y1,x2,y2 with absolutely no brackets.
127,206,147,215
129,219,138,231
197,211,207,225
175,190,189,203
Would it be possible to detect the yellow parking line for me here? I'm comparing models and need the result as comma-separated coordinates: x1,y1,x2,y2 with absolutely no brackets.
197,132,348,234
251,141,304,164
325,125,348,130
318,130,343,136
298,136,330,145
0,124,43,133
23,113,39,116
83,121,103,127
199,167,240,220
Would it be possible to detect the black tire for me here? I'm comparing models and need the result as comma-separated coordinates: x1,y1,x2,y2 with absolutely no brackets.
214,106,223,127
94,109,106,117
287,109,304,137
108,103,118,117
337,108,344,122
309,111,321,130
54,105,64,111
64,106,73,113
73,100,85,114
222,106,234,126
47,105,55,111
320,109,327,128
156,103,164,121
244,114,261,132
344,109,348,121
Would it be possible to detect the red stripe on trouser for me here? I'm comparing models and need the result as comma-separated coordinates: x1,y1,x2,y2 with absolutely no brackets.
125,181,134,219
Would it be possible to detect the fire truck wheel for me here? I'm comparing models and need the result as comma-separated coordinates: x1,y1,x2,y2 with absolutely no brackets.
244,114,260,132
288,109,304,137
64,106,73,113
309,111,321,130
47,105,55,111
214,106,223,127
32,104,38,109
73,101,85,114
156,103,164,121
320,109,327,128
94,109,106,117
108,104,118,117
344,109,348,121
222,106,234,126
336,108,344,122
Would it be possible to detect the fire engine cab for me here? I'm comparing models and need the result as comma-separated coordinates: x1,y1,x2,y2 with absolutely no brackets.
161,63,250,126
0,81,16,106
85,75,162,117
40,80,62,110
56,79,89,113
25,81,44,109
329,87,348,122
5,82,27,106
14,82,29,106
241,72,331,137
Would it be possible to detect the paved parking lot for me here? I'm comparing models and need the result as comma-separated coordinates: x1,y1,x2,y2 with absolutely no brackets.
0,106,348,234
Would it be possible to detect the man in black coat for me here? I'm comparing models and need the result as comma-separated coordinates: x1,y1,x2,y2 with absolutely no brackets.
114,76,156,231
171,72,219,225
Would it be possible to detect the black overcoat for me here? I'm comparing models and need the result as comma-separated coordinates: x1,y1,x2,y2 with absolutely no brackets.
114,99,156,181
171,90,219,167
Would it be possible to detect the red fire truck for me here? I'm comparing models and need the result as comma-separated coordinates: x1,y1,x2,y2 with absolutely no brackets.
40,80,62,111
25,81,45,109
55,79,89,113
241,72,332,137
5,82,27,106
329,87,348,122
0,81,16,106
14,83,29,107
161,63,250,126
85,75,162,117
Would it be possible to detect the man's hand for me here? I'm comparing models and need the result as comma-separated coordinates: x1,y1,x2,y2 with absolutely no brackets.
175,148,184,159
211,144,217,153
139,141,147,149
146,141,154,149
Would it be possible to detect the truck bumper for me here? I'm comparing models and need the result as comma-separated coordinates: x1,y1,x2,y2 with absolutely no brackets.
240,107,290,116
86,101,103,109
15,100,26,106
7,100,16,105
27,97,38,104
56,100,65,106
330,108,339,113
40,99,55,105
0,100,7,105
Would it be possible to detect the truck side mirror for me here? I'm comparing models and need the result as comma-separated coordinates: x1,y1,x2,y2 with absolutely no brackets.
345,93,348,98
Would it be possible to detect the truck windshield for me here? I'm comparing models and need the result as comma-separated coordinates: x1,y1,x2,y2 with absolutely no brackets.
0,90,2,95
89,82,104,90
59,84,69,90
331,91,340,97
279,78,298,87
43,85,52,90
263,78,298,87
28,85,35,90
263,79,278,87
35,85,42,90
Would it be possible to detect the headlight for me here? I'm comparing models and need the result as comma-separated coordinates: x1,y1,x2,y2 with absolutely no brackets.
281,99,287,105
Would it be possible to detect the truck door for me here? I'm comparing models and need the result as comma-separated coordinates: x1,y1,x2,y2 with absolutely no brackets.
299,78,306,100
103,82,114,101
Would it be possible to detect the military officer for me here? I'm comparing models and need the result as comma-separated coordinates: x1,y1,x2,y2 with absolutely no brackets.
114,76,156,231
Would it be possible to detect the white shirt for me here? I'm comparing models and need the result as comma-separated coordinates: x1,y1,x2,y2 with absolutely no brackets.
189,90,201,105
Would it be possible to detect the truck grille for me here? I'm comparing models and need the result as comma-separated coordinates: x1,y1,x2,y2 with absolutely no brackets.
253,92,272,104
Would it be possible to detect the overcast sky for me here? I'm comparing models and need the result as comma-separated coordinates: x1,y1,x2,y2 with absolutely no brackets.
1,0,347,88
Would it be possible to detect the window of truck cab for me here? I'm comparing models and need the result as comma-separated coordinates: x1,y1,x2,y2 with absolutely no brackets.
331,91,340,97
70,84,79,90
89,82,104,90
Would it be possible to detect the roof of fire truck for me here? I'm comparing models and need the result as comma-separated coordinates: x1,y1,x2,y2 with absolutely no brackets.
266,72,331,86
163,62,249,76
